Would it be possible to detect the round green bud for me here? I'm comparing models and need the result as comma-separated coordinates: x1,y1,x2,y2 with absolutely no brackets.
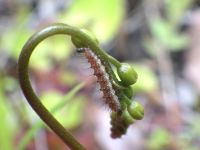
128,101,144,120
121,108,134,125
123,86,134,99
117,63,138,86
71,29,99,48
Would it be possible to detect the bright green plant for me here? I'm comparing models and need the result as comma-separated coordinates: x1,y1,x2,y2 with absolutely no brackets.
18,23,144,150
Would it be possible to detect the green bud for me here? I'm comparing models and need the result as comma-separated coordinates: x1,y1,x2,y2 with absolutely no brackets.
117,63,138,86
123,86,134,99
121,108,134,125
128,101,144,120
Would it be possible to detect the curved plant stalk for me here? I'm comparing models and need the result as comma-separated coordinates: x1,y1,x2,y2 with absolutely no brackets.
17,83,84,150
18,23,97,150
18,23,143,150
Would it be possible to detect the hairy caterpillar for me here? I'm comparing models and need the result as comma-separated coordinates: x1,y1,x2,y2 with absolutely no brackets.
77,48,120,111
110,114,128,138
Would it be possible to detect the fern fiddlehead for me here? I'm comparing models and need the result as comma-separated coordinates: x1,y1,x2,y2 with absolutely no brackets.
18,23,144,150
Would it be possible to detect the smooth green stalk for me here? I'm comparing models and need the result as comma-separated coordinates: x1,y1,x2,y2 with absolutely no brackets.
17,83,84,150
108,55,121,68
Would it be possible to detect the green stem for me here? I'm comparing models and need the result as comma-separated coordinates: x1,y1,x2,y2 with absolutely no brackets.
18,23,101,150
108,55,121,68
17,83,84,150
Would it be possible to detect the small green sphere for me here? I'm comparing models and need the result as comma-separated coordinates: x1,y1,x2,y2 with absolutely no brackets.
117,63,138,86
128,101,144,120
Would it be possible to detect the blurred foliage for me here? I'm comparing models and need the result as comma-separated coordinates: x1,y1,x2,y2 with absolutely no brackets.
1,7,32,59
146,125,200,150
0,79,14,150
145,0,192,56
41,91,85,129
146,128,170,150
17,83,84,150
3,27,32,59
149,18,188,50
1,0,125,70
59,0,125,43
30,35,72,70
0,76,20,150
166,0,192,24
131,64,158,93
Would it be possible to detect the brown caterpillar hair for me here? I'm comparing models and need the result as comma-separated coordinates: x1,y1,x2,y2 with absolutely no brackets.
77,48,120,111
110,112,129,138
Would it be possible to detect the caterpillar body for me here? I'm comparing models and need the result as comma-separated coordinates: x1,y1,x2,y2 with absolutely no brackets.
110,112,129,138
77,48,120,111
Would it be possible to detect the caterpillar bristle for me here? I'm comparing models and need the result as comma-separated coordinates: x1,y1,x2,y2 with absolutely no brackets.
110,113,129,138
78,48,120,111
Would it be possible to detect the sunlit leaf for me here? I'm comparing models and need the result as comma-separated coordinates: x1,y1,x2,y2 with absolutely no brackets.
131,64,158,93
166,0,192,24
59,70,78,86
2,27,32,59
59,0,125,43
149,18,188,50
0,82,14,150
42,92,85,128
147,128,170,150
41,82,85,128
30,35,72,70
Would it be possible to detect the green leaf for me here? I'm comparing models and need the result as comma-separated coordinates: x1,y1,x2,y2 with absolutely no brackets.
149,18,188,50
2,27,32,59
17,83,84,150
63,96,85,128
1,8,32,60
147,128,170,150
0,81,14,150
59,70,78,86
41,90,85,128
130,64,158,93
166,0,192,24
59,0,125,43
30,35,72,70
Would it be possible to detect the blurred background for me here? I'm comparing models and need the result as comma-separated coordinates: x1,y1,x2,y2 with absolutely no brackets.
0,0,200,150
